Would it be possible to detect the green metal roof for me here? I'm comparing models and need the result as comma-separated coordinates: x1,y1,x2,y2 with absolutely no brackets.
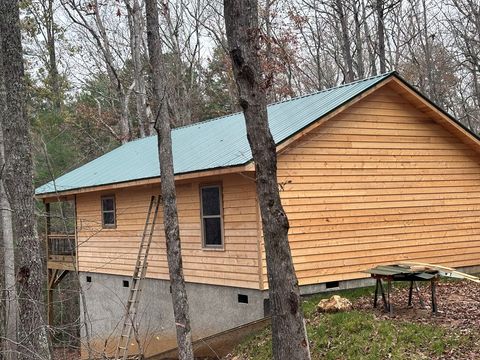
36,72,394,195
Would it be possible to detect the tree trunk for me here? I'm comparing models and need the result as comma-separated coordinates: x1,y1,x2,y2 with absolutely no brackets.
145,1,194,359
335,0,354,82
45,0,62,111
421,0,435,102
0,136,18,360
0,29,18,360
127,0,151,137
362,0,377,76
0,2,52,359
223,1,311,359
353,0,365,79
376,0,387,74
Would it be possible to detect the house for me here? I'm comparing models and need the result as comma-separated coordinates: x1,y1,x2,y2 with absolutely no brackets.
37,72,480,357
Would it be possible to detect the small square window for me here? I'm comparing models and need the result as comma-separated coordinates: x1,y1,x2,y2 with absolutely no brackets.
86,276,92,283
101,196,116,228
200,185,223,248
123,280,129,288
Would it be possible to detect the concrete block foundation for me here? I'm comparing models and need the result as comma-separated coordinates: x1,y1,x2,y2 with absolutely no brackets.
79,265,480,358
79,272,267,358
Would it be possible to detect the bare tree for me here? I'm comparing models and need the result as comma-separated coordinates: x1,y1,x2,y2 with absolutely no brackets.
24,0,63,110
145,0,194,359
224,0,311,359
62,0,133,143
446,0,480,130
0,0,52,359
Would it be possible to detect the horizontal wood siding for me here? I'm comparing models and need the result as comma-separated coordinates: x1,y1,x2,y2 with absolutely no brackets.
272,84,480,286
76,174,261,289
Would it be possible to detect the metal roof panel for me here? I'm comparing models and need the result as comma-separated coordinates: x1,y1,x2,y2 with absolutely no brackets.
36,72,392,195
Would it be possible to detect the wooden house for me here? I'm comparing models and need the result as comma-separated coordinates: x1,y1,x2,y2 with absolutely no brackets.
37,72,480,357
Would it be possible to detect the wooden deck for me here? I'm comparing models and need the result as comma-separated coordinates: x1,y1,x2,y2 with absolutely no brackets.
47,233,77,271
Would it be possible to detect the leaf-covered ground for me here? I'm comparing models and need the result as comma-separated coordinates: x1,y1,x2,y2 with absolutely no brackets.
225,280,480,360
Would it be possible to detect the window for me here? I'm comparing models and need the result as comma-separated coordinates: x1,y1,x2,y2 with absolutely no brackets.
200,185,223,247
101,196,116,228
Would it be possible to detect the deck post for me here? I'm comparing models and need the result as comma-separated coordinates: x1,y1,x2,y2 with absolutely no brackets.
373,279,379,308
47,268,55,326
431,278,437,313
387,279,393,316
45,202,54,326
408,281,414,307
45,202,51,254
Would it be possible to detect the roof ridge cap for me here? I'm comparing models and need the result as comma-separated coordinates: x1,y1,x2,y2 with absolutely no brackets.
267,71,395,107
172,71,395,132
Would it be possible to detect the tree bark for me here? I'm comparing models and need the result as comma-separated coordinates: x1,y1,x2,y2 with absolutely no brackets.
335,0,354,82
0,27,18,360
376,0,387,74
145,1,194,359
223,1,311,359
127,0,151,137
0,137,18,360
0,1,51,359
45,0,62,111
362,0,377,76
421,0,435,102
353,0,365,79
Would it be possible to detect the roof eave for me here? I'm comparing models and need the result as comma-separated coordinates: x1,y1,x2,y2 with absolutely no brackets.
37,162,255,201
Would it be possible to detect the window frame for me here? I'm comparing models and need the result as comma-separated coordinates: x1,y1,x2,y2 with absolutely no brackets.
199,184,224,249
101,195,116,229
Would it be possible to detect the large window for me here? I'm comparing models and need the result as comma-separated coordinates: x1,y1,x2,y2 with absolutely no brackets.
200,185,223,248
101,196,116,228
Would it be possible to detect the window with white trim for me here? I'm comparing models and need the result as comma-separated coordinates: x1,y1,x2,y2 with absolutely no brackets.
200,185,223,247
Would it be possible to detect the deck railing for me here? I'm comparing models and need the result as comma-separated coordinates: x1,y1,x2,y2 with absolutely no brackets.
47,234,76,257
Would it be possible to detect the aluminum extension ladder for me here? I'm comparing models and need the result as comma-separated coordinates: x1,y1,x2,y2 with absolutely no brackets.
114,195,160,360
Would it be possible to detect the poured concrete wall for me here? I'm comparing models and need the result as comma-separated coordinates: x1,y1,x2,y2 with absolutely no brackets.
79,272,267,358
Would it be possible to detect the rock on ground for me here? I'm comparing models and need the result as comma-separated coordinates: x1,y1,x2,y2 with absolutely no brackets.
317,295,353,313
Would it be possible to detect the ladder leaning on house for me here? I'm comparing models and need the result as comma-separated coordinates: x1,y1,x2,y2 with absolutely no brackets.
114,195,161,360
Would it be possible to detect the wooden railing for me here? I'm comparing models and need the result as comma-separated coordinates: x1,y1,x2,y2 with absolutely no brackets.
47,234,76,257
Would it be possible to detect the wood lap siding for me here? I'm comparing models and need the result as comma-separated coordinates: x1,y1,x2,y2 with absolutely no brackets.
74,83,480,290
75,174,260,289
274,84,480,287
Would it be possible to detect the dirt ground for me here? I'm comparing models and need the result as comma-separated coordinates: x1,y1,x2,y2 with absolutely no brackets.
355,279,480,359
